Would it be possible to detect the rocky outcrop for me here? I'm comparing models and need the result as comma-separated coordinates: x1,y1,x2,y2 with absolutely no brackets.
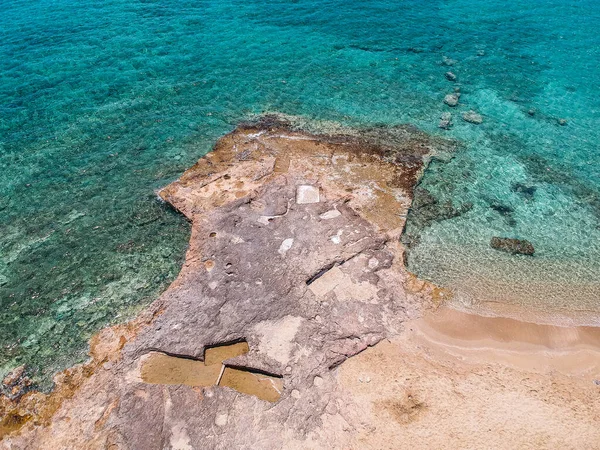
441,56,457,66
490,237,535,255
0,116,454,448
1,366,31,401
401,187,473,250
2,116,598,449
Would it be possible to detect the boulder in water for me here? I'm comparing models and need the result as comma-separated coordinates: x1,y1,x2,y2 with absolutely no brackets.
444,93,460,107
445,71,457,82
462,110,483,124
442,56,457,66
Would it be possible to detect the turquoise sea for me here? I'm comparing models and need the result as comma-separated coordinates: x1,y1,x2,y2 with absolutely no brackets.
1,0,599,389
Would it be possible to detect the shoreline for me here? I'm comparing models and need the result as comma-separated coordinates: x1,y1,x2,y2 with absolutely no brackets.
416,306,600,376
446,296,600,328
2,116,599,447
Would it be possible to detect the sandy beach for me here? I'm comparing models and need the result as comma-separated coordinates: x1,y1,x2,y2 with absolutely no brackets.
340,308,600,449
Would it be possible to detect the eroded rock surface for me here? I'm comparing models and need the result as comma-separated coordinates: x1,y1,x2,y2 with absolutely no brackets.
1,117,451,449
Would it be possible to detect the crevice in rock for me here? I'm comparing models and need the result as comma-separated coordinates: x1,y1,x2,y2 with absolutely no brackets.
327,338,382,370
306,261,338,286
305,252,363,286
223,364,282,380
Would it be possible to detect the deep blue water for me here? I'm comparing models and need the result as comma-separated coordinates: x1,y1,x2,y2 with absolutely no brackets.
1,0,599,387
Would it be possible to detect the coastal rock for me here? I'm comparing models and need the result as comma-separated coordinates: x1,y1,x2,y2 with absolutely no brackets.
462,110,483,124
1,365,32,401
2,366,25,388
444,71,457,82
512,182,537,199
0,116,455,448
404,187,473,244
490,237,535,255
296,184,320,204
488,200,516,227
443,93,460,107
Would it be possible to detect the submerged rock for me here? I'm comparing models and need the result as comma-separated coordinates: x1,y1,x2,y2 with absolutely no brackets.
488,201,513,216
445,71,457,82
490,237,535,255
442,56,457,66
462,110,483,124
438,112,453,130
406,187,473,234
2,366,25,387
1,365,32,400
444,93,460,107
512,182,537,199
488,200,516,227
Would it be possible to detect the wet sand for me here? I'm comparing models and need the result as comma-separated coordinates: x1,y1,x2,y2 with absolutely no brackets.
417,305,600,375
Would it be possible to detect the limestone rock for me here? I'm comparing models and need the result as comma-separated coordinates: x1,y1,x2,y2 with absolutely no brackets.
0,116,457,448
442,56,457,66
1,365,32,400
296,185,320,204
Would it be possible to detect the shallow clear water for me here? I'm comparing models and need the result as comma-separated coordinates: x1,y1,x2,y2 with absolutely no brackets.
1,0,599,387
